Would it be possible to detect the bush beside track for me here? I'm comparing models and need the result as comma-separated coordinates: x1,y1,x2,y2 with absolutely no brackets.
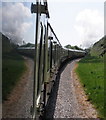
2,51,26,101
76,55,104,118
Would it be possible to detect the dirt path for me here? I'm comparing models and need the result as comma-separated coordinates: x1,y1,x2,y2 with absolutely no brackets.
46,59,98,118
2,56,34,118
72,59,98,118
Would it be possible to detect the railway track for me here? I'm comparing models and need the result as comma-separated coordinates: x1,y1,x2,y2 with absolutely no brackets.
45,59,97,119
2,58,97,119
45,59,80,118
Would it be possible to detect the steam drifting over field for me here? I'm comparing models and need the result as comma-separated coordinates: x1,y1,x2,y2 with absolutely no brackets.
74,9,104,48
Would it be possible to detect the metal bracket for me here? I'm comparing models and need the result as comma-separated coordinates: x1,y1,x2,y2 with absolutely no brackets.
31,3,48,15
48,36,53,40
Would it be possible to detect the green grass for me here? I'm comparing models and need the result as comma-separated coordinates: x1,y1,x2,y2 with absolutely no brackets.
76,55,104,118
2,51,26,101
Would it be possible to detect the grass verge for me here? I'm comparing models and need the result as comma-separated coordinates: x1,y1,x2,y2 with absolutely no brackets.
76,55,104,118
2,51,26,101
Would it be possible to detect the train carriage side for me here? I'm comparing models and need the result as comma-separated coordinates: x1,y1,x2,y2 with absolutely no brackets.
68,49,86,59
17,47,35,58
44,23,63,102
30,0,51,119
30,1,69,118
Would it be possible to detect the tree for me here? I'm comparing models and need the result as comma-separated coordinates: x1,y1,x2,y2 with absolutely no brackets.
64,44,72,49
64,44,83,50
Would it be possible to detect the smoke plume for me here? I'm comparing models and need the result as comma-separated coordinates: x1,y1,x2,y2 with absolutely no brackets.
2,2,32,44
74,9,104,48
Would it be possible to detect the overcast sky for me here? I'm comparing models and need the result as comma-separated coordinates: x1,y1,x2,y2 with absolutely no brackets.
1,0,105,48
48,0,104,48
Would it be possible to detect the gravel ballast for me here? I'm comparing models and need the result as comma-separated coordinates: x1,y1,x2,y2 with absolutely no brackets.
45,59,98,119
53,60,80,118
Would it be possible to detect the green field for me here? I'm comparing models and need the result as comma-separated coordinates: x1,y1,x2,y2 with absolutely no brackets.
2,51,26,101
76,55,104,118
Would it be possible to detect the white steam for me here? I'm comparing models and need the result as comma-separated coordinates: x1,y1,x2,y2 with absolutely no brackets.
2,2,32,44
74,9,104,48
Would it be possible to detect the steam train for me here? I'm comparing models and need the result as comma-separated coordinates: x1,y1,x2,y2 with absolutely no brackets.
18,0,86,119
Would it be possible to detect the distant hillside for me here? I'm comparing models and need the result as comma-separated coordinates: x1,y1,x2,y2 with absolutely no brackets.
64,44,83,50
2,33,12,53
90,36,106,57
2,32,25,101
2,33,18,53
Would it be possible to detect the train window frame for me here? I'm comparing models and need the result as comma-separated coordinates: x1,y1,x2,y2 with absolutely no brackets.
47,25,53,72
50,40,53,70
37,22,43,96
47,39,51,72
53,40,57,66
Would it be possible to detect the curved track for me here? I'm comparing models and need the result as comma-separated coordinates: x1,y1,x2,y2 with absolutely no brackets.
45,60,80,118
45,59,97,119
2,58,97,119
54,60,80,118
